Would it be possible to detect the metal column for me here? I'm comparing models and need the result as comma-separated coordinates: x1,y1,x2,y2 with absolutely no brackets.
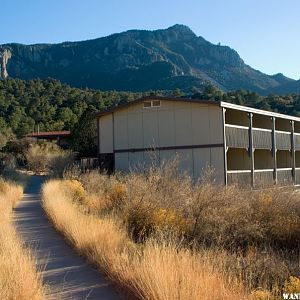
222,107,228,186
249,113,254,187
291,120,296,185
272,117,277,184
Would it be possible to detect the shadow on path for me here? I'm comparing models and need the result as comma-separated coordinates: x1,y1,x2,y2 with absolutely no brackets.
14,175,122,300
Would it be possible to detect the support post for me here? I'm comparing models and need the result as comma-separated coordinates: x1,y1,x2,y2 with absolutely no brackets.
249,113,254,187
291,120,296,185
272,117,277,184
222,107,228,186
97,117,100,158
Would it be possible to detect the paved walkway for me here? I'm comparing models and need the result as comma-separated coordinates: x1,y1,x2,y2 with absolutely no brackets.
14,175,122,300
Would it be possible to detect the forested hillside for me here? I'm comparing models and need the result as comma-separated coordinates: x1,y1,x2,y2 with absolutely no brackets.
0,78,148,136
1,78,300,138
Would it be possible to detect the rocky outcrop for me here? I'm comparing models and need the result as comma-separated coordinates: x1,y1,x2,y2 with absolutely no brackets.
0,48,11,79
0,25,298,93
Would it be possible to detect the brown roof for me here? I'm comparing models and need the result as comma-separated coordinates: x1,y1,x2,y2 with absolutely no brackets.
26,131,71,138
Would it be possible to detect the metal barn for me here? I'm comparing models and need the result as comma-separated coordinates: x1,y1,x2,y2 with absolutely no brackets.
95,97,300,186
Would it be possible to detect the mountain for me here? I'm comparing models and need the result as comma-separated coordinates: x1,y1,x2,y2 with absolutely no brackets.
0,24,298,94
265,78,300,95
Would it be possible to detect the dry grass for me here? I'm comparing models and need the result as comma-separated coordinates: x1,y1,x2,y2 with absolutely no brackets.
42,160,300,299
78,165,300,251
42,179,248,300
0,178,45,300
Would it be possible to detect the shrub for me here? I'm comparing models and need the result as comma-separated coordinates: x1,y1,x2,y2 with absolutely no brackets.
124,203,191,242
63,163,82,180
123,200,158,241
0,153,16,173
25,141,74,175
250,289,273,300
79,172,127,213
182,185,300,250
79,194,108,213
0,178,23,207
78,164,300,250
65,161,300,297
1,169,30,187
25,142,57,172
48,150,74,178
108,182,127,205
63,180,86,203
153,208,190,233
0,178,9,194
283,276,300,294
4,137,35,166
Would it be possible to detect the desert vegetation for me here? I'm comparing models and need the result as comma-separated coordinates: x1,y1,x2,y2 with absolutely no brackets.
0,178,45,300
42,161,300,299
0,133,74,178
25,141,74,176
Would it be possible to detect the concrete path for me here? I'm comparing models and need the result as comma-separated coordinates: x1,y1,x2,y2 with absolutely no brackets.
14,175,122,300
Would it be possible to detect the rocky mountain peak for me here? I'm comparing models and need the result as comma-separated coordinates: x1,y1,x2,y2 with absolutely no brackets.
166,24,195,34
155,24,197,42
271,73,294,83
0,25,297,94
0,47,11,79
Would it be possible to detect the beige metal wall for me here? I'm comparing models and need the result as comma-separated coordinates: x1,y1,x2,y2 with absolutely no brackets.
113,101,223,149
112,100,224,180
98,113,113,153
115,148,224,179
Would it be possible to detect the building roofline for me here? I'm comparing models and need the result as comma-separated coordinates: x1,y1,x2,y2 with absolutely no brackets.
93,96,220,118
26,131,71,138
220,101,300,122
93,96,300,123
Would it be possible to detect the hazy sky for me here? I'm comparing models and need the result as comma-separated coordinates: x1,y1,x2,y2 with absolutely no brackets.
1,0,300,79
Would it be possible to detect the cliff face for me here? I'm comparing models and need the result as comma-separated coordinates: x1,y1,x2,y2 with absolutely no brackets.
0,48,11,79
0,25,297,94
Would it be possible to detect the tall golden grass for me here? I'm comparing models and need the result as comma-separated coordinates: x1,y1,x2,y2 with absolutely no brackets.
42,160,300,299
0,178,45,300
42,179,249,300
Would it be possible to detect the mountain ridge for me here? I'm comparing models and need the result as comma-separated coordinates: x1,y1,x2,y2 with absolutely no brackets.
0,24,298,94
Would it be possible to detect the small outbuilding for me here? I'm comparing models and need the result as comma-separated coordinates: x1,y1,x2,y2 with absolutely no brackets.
26,131,71,147
95,96,300,186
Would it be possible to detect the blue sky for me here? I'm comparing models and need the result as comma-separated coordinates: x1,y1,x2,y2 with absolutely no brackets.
1,0,300,79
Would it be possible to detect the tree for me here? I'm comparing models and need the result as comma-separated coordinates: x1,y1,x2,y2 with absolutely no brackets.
0,127,15,151
172,88,184,97
199,84,223,100
70,107,97,157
